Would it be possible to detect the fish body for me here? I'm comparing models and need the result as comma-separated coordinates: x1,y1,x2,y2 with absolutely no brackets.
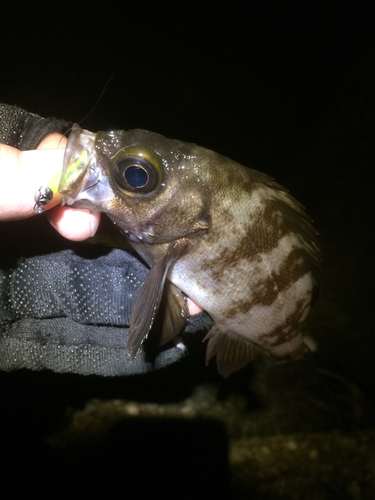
56,125,322,382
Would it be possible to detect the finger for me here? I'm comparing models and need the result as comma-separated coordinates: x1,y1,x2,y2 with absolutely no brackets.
0,143,25,220
47,206,101,241
186,297,204,315
35,133,67,211
36,132,67,151
0,145,63,220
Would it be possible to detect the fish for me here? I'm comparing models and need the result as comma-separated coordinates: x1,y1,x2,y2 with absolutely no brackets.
39,124,322,387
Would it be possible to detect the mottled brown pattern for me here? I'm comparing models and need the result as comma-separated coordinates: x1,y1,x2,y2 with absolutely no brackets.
225,276,279,318
200,203,282,283
270,248,313,296
224,261,312,319
204,232,260,283
260,295,311,348
264,197,322,278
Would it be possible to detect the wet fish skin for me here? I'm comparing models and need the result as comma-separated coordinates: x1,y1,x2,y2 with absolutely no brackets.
59,125,322,382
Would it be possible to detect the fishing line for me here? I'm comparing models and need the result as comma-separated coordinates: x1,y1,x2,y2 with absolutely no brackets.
57,19,186,148
76,42,148,126
56,40,149,148
55,18,186,150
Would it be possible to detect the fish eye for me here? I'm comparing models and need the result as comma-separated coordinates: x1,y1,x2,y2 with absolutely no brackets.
124,165,148,187
112,146,163,196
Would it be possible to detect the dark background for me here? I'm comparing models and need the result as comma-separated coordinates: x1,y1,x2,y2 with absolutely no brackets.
1,1,374,498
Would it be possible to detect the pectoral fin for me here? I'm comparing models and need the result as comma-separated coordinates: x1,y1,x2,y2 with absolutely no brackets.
128,243,184,357
158,282,188,347
204,326,259,378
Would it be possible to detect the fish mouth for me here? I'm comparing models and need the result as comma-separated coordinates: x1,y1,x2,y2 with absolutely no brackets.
58,124,112,209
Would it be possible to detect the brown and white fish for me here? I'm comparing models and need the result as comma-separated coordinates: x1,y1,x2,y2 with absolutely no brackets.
41,124,322,387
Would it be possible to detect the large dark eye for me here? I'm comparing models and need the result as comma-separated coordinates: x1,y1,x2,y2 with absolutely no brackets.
112,146,163,196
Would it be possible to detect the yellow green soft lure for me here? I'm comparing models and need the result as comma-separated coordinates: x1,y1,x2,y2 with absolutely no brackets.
34,126,95,213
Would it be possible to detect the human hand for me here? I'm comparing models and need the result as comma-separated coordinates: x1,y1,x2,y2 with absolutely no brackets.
0,132,101,240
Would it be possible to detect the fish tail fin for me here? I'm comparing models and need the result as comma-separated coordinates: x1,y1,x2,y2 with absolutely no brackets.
266,343,318,394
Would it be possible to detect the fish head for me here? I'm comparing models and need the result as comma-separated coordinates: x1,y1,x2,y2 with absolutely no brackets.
59,124,211,245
